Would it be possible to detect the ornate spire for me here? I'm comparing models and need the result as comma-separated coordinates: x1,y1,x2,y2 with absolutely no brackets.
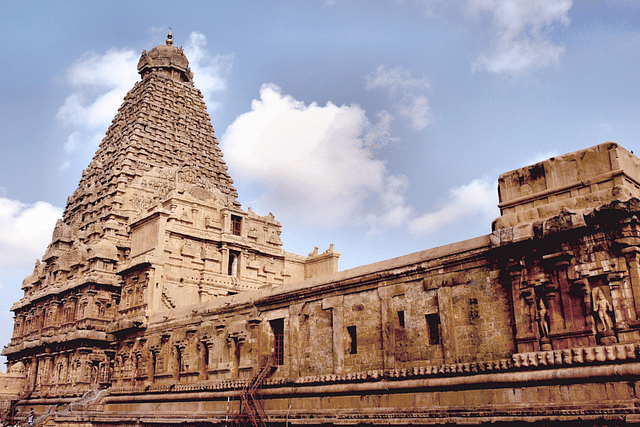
137,31,193,83
166,28,173,46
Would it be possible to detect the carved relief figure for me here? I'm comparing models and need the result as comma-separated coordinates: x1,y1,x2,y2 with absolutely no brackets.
91,365,98,384
536,298,550,339
592,287,614,331
231,256,238,278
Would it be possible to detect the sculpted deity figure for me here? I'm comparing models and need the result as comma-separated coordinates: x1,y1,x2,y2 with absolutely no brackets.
536,298,550,339
592,287,614,331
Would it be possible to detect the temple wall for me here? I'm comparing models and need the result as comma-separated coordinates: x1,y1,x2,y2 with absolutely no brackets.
22,208,640,425
6,34,640,426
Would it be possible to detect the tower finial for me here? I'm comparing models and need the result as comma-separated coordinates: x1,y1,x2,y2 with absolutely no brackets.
166,28,173,46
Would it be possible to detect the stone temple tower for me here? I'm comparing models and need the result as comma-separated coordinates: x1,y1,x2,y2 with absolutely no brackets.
3,32,339,398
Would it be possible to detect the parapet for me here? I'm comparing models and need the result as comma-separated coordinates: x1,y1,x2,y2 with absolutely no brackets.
492,142,640,242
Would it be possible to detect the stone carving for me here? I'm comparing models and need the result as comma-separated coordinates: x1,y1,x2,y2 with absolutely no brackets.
536,298,550,339
592,287,615,332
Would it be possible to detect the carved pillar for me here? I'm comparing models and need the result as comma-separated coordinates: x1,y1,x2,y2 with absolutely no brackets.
86,290,97,318
237,249,245,279
576,278,596,333
322,296,344,374
132,351,141,386
41,302,50,329
541,277,561,329
173,344,185,380
221,245,229,276
215,323,226,370
227,336,243,378
31,356,39,391
226,339,235,377
608,272,628,330
247,318,262,367
222,213,230,234
546,253,574,332
103,349,115,386
191,208,198,226
148,348,157,383
380,296,395,369
507,259,535,351
50,300,61,328
619,245,640,321
198,340,211,381
43,354,53,387
288,304,306,376
14,313,25,339
520,284,538,351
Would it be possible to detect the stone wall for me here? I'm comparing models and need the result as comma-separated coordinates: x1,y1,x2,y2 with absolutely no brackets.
28,204,640,425
6,32,640,426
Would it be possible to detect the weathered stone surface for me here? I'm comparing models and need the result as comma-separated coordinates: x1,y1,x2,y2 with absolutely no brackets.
493,142,640,245
1,34,339,423
5,34,640,427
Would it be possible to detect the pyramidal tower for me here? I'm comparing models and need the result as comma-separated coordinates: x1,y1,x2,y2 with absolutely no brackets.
3,32,339,397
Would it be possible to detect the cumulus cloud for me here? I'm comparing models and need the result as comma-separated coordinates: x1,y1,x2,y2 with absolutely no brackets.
0,198,63,272
56,48,139,130
184,32,234,111
56,32,231,167
409,178,498,235
469,0,572,75
366,65,431,131
222,84,411,229
55,47,139,166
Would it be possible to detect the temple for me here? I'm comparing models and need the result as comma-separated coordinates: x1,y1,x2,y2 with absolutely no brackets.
4,34,640,427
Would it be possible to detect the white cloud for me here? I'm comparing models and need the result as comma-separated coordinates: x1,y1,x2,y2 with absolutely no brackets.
56,48,140,130
55,47,139,166
184,32,234,111
366,66,431,130
409,178,498,235
0,198,63,272
222,84,411,230
469,0,572,75
56,32,231,167
365,174,414,235
366,65,430,94
222,84,500,237
398,94,431,131
362,110,399,160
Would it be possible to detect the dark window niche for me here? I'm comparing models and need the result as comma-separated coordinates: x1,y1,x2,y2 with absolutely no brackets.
347,325,357,354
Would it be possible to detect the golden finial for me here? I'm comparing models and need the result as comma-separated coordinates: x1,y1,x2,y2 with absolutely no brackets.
166,28,173,46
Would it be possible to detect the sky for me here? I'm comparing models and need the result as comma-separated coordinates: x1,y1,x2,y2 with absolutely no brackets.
2,0,640,368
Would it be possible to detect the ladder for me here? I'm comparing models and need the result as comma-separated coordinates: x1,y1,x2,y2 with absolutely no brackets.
238,356,276,427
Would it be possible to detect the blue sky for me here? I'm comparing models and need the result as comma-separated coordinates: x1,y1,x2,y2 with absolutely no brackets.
2,0,640,368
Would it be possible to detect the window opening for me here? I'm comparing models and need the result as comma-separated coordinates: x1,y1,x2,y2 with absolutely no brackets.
228,251,239,277
270,318,285,365
397,311,405,328
231,215,242,236
426,313,441,345
347,325,357,354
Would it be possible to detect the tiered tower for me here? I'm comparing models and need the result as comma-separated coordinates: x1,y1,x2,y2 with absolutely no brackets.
2,32,339,399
